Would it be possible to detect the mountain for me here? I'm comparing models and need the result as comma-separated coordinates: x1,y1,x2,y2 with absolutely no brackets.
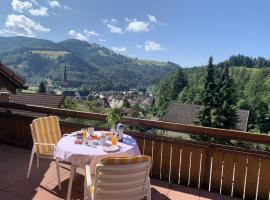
0,36,179,90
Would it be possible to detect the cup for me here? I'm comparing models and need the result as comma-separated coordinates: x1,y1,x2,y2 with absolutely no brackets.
100,132,106,145
111,135,118,145
81,128,87,139
92,131,97,140
87,127,94,137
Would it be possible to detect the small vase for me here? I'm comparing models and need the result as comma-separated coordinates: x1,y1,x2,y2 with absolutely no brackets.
110,123,116,132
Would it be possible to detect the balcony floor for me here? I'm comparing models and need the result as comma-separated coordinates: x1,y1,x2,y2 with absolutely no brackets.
0,143,238,200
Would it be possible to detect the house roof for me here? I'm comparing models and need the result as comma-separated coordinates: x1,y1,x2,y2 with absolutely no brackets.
9,93,65,117
0,63,26,93
162,103,249,131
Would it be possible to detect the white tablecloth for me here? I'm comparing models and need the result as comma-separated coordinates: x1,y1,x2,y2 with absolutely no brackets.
54,132,141,172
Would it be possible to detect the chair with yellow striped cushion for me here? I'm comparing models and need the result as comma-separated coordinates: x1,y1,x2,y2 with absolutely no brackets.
26,116,62,190
84,155,152,200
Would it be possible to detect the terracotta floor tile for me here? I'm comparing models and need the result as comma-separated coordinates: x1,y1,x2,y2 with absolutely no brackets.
166,184,200,200
199,190,239,200
27,187,64,200
5,179,41,198
0,190,24,200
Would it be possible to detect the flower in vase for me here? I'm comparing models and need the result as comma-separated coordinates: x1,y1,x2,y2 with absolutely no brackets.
107,99,124,128
110,99,124,109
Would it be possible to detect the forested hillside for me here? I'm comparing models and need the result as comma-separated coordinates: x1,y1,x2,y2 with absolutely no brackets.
0,36,178,90
151,55,270,133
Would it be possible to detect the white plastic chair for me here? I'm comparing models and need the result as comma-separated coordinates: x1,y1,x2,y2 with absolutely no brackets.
26,116,62,190
84,155,152,200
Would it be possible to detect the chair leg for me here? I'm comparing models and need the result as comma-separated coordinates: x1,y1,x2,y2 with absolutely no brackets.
36,156,39,168
55,159,62,191
73,166,77,181
84,177,87,200
67,164,76,200
147,177,151,200
26,147,35,179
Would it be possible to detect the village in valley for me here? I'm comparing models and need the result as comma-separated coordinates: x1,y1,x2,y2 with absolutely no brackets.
63,89,155,117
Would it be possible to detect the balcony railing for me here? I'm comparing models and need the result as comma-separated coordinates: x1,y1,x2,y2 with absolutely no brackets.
0,101,269,200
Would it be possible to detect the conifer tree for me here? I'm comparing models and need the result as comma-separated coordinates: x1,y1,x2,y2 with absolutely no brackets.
38,82,46,93
170,69,188,100
212,63,237,129
152,68,187,119
197,56,217,127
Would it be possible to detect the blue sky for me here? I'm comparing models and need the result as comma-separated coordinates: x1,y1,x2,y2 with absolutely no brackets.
0,0,270,67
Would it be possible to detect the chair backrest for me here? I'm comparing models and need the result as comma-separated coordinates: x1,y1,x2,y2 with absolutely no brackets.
30,116,61,155
93,155,151,200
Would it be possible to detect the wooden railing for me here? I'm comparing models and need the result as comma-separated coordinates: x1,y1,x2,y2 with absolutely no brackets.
0,101,269,200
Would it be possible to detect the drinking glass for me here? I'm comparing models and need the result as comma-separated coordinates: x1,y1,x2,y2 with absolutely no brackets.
88,127,94,137
100,132,106,145
81,128,87,140
111,135,118,145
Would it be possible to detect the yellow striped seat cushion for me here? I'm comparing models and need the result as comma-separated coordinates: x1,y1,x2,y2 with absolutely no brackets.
100,155,151,165
31,116,61,155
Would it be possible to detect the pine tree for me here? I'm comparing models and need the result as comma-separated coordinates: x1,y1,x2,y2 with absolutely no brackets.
170,69,188,100
152,68,187,119
38,82,46,93
212,63,237,129
197,56,217,127
249,98,270,133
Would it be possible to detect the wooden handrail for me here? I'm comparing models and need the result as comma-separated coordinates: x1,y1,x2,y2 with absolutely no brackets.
0,101,270,144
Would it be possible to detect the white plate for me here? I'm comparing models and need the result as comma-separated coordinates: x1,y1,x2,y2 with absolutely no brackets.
102,144,119,152
64,131,81,137
88,140,100,146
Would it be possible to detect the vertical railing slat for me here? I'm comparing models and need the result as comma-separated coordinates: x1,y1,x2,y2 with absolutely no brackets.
221,152,235,196
170,144,181,184
233,154,247,198
151,141,162,179
189,147,203,188
161,142,171,182
134,137,144,154
210,150,223,193
143,139,153,175
180,145,191,186
245,155,261,200
257,158,270,200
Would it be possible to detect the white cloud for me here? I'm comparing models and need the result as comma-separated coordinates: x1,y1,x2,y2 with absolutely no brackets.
148,15,158,24
84,29,99,37
99,38,106,42
126,20,149,32
11,0,32,13
107,24,123,34
102,19,108,24
103,18,118,24
63,5,71,10
2,14,50,37
125,17,132,22
110,18,118,23
30,0,38,6
68,29,99,41
69,30,88,41
48,0,60,8
112,46,127,52
29,7,48,16
144,40,165,52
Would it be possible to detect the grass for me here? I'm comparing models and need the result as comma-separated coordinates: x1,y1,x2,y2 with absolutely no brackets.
22,86,38,93
31,50,69,59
